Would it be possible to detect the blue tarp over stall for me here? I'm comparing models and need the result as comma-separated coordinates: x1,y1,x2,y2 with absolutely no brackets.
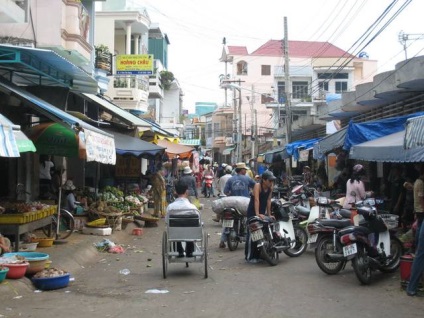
343,112,424,151
286,138,321,161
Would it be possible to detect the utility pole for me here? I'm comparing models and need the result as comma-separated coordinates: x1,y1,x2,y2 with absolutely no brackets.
284,16,292,176
250,85,255,160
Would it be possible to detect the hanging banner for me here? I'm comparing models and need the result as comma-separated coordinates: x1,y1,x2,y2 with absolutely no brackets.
192,151,200,173
84,129,116,165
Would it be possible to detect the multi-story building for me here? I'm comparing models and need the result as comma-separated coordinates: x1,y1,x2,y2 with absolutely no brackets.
220,39,378,160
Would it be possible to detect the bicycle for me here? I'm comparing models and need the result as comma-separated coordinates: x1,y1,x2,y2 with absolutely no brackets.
42,208,75,240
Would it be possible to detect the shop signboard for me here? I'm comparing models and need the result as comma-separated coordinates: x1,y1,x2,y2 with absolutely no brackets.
116,54,154,75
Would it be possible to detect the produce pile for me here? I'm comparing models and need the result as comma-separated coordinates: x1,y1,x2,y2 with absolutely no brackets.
0,202,52,214
33,268,68,278
88,186,149,222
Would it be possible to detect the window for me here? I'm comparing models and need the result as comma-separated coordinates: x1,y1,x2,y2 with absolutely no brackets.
237,61,248,75
261,65,271,76
317,73,348,79
213,123,221,137
318,81,329,91
292,81,309,99
335,81,348,93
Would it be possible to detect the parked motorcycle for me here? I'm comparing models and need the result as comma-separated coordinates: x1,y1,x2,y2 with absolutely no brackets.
246,199,308,266
221,207,246,251
204,175,214,198
338,200,403,285
308,215,352,275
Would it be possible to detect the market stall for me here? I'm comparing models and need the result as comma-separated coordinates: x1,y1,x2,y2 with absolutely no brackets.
0,203,56,251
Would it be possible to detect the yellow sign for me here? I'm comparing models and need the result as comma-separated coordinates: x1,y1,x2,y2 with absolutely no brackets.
116,54,154,75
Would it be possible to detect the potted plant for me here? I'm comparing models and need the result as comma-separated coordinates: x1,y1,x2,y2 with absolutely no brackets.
95,45,111,71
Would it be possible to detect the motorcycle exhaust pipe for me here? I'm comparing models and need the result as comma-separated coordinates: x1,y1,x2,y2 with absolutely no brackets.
326,253,345,261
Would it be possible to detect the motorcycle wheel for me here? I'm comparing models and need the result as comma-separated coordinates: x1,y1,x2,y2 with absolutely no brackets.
260,239,279,266
379,237,403,273
352,243,373,285
227,229,239,251
284,225,308,257
315,236,346,275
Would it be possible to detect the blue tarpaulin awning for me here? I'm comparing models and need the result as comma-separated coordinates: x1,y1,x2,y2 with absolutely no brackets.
343,112,424,151
286,138,321,161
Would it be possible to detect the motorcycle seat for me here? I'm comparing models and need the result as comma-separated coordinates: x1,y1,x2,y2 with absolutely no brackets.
319,218,352,228
339,225,371,236
338,209,351,218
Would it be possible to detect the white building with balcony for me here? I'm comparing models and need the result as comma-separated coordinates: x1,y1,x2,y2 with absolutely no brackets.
221,40,377,153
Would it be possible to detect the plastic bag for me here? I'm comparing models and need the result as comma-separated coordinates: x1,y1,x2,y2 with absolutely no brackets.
192,198,201,210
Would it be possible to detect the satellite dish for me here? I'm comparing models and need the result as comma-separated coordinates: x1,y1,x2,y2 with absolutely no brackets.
358,52,369,59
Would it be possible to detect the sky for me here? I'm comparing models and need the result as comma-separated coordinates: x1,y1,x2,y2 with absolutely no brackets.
134,0,424,113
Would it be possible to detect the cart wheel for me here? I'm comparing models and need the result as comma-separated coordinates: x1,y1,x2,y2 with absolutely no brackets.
162,231,168,279
203,232,208,279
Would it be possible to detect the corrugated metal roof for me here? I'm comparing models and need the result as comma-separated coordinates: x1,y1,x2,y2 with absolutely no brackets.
0,44,98,94
405,114,424,149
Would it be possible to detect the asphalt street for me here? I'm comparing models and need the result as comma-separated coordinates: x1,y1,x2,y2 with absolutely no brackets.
0,196,421,318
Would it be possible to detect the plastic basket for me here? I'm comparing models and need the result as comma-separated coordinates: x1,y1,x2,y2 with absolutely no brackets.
379,213,399,229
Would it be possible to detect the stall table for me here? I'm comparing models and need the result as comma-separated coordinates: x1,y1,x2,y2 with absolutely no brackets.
0,206,56,252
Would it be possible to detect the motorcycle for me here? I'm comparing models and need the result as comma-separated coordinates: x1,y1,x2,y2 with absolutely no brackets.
221,207,246,251
204,175,214,198
246,199,308,266
307,213,352,275
338,199,403,285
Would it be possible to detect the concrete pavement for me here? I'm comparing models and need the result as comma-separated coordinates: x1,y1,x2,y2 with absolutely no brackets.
0,195,218,297
0,221,141,296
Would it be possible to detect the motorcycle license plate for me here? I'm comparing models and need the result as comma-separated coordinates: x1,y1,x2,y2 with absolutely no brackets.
251,229,264,242
307,234,318,244
222,219,234,228
343,243,357,257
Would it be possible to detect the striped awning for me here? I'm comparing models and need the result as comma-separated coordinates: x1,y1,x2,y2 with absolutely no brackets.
405,115,424,149
0,113,36,157
180,139,201,146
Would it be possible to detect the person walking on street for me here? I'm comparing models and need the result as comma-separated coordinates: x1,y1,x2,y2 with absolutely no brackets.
245,171,276,263
165,181,200,257
217,165,233,196
406,164,424,297
179,166,198,202
151,169,167,218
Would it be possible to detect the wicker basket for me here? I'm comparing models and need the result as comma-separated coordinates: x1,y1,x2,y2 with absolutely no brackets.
379,213,399,229
95,211,123,231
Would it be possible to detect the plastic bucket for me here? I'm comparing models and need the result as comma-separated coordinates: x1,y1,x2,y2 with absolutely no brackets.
400,254,414,288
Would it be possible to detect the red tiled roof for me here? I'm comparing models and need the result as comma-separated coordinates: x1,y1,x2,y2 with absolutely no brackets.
227,46,249,55
250,40,352,58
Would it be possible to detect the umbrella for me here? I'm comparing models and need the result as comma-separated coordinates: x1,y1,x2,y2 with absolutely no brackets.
25,122,84,158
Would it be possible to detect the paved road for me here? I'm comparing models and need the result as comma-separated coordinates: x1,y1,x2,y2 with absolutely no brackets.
0,197,421,318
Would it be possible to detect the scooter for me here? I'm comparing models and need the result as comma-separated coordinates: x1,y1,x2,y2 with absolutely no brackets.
246,199,308,266
204,175,214,198
221,207,246,251
338,199,403,285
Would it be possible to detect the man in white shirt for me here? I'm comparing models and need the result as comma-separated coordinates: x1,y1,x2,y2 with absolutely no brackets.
166,181,200,257
218,165,233,196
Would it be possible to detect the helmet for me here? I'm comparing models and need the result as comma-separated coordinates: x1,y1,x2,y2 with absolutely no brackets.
222,163,227,168
225,165,233,173
353,164,364,173
262,171,276,181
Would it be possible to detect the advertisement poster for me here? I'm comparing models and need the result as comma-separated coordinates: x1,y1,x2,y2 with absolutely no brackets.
116,54,154,75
